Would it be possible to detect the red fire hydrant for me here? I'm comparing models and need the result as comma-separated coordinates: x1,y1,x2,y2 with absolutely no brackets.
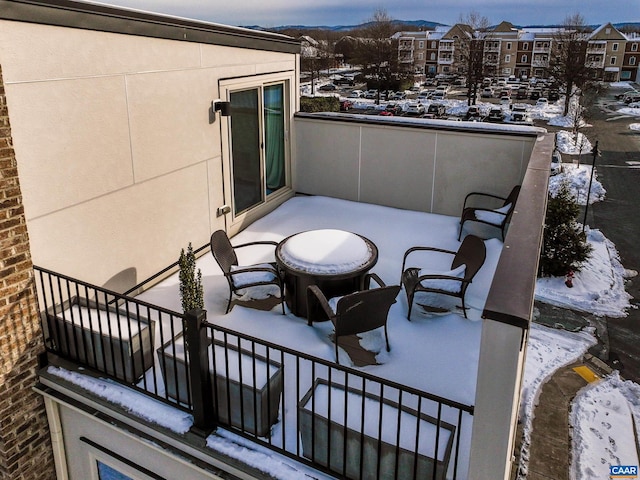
565,270,574,288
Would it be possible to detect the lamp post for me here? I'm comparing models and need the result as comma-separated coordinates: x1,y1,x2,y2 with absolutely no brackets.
582,140,600,233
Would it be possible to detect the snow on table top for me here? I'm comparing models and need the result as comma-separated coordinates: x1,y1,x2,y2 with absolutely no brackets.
279,229,372,274
302,382,452,461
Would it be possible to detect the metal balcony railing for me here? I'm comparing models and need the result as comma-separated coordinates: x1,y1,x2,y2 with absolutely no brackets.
35,265,473,480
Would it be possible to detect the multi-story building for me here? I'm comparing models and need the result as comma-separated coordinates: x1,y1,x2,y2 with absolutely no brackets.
397,31,429,76
398,21,637,83
622,35,640,82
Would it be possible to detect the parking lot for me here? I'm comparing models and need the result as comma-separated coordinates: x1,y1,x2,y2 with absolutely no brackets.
303,76,561,122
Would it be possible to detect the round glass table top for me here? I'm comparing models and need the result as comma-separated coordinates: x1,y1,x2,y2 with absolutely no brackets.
278,229,373,275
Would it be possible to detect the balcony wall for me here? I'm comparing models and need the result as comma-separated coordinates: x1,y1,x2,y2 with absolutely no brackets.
293,113,542,217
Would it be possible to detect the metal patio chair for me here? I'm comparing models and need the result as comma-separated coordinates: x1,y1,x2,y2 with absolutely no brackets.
458,185,521,240
401,235,486,319
306,273,400,364
210,230,285,314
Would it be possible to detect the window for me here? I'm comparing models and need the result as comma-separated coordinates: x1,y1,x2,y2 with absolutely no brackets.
522,55,528,63
523,43,529,50
430,52,436,60
621,71,631,80
610,56,617,65
221,73,293,221
632,43,638,52
506,42,512,50
418,41,424,49
505,54,511,63
605,28,611,34
630,57,637,66
418,52,423,60
612,43,619,51
431,41,436,48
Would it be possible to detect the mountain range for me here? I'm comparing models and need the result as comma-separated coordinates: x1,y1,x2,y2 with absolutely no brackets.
243,20,640,33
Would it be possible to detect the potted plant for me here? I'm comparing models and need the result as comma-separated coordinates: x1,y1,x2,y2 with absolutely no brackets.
178,243,204,313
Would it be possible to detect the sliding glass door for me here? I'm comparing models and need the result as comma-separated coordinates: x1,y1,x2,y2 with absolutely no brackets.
228,82,288,216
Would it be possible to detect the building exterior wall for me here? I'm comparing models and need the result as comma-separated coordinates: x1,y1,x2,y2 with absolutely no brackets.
294,114,538,217
0,19,298,289
0,64,56,480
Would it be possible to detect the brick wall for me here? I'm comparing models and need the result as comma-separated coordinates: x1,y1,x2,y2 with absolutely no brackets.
0,65,56,479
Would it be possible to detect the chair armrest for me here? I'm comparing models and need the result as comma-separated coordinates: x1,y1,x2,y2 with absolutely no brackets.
401,246,456,273
227,265,278,276
365,272,386,289
233,240,279,250
306,285,335,326
462,191,508,211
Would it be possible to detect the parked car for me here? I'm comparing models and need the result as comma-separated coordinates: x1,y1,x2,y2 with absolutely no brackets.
508,104,532,124
550,149,562,175
516,87,529,99
384,103,404,115
318,83,337,91
417,90,432,100
339,99,353,111
615,89,638,100
463,105,483,121
431,90,446,101
364,89,378,99
391,91,407,100
529,89,542,100
536,97,549,107
487,107,505,123
334,76,354,86
424,103,447,118
548,89,560,101
405,102,425,116
481,87,494,98
624,93,640,104
627,101,640,109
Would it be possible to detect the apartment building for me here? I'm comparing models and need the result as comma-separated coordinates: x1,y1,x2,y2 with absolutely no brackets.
398,21,637,82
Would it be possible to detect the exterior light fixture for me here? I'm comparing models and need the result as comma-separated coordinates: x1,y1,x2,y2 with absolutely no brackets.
210,99,232,123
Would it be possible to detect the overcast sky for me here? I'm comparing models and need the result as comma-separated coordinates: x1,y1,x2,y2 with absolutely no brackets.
101,0,639,28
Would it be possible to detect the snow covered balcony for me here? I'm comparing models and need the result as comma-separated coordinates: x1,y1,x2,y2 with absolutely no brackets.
35,119,553,480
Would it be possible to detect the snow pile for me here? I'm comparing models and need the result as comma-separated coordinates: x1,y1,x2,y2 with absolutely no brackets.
549,164,606,205
555,130,593,155
630,123,640,131
47,366,193,433
536,228,633,318
570,372,640,480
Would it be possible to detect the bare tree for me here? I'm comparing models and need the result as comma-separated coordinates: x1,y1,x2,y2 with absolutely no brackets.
456,12,492,105
352,9,412,103
549,14,596,116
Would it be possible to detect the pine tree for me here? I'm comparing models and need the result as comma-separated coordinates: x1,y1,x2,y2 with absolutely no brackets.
179,243,204,312
538,180,592,277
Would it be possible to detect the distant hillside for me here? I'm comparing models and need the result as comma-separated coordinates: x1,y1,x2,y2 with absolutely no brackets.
242,19,446,33
243,20,640,34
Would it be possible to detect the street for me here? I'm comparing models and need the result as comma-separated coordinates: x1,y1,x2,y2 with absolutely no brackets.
586,84,640,383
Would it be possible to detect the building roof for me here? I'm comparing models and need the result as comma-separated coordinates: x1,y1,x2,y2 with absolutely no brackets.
0,0,301,53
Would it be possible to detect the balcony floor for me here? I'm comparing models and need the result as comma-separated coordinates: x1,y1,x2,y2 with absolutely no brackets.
138,195,504,408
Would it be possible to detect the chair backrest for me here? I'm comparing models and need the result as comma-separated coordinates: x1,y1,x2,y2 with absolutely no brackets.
210,230,238,274
502,185,521,223
333,285,401,337
452,235,486,284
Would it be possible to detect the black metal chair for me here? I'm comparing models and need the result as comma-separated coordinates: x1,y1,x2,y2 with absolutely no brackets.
210,230,285,314
458,185,521,240
306,273,400,364
401,235,486,319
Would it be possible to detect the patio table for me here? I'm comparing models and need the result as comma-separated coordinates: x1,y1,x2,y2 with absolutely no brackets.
275,229,378,318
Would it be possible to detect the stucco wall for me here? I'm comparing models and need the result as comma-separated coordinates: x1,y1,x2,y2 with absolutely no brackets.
294,113,541,217
0,20,297,289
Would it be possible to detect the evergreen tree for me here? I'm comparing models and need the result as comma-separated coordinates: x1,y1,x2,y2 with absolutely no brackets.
539,181,592,277
179,243,204,312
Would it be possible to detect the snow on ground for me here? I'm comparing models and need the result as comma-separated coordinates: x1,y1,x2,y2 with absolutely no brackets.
618,106,640,116
630,123,640,131
570,372,640,480
548,164,606,205
555,130,593,155
536,228,632,318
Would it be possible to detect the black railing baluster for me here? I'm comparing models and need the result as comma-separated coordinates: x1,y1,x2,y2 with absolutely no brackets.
413,396,423,480
358,376,366,480
432,402,443,480
394,390,403,480
376,384,385,480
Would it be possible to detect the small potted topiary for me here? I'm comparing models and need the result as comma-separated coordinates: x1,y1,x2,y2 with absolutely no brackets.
178,243,204,313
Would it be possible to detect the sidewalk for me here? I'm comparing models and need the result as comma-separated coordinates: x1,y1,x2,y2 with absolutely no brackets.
514,354,612,480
